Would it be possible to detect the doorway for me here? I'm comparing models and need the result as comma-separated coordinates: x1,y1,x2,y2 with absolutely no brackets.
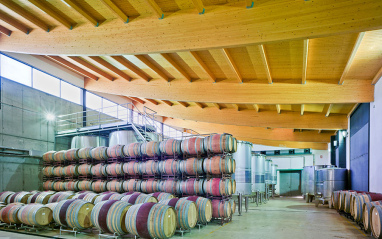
279,170,301,196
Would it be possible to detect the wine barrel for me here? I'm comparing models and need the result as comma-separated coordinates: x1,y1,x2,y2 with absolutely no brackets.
125,202,176,239
92,180,107,193
107,180,123,192
140,179,160,193
123,143,142,157
122,161,140,175
211,200,231,218
78,164,92,175
7,191,32,204
178,179,204,195
205,178,232,196
135,194,158,204
91,200,132,234
121,192,142,204
0,203,24,224
205,134,234,154
229,199,236,214
43,181,55,191
54,150,67,162
140,141,161,157
91,146,108,161
42,151,56,162
185,196,212,223
43,166,55,177
158,159,180,175
109,193,124,200
203,155,233,175
53,199,94,229
81,193,99,204
140,160,159,175
106,163,124,176
364,201,382,232
371,205,382,238
0,191,15,203
94,193,118,204
159,139,182,156
17,204,53,226
107,144,125,158
78,180,93,191
53,181,66,191
331,191,341,210
181,137,205,155
180,158,204,176
34,192,54,204
354,193,382,222
159,198,197,230
160,179,178,195
63,165,79,177
65,181,79,191
232,137,238,153
91,163,107,177
27,192,42,204
48,192,74,203
65,148,80,161
78,147,93,159
45,203,58,211
231,158,236,173
344,191,358,213
123,179,141,192
53,166,64,176
150,192,175,202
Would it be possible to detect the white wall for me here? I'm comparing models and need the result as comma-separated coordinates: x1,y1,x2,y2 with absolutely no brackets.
370,78,382,193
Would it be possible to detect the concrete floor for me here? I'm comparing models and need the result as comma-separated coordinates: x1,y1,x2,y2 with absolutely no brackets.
0,197,369,239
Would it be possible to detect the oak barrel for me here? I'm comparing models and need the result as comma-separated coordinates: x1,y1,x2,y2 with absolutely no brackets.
0,191,15,203
211,200,231,218
78,180,93,191
203,155,233,174
78,147,93,159
48,192,74,203
180,157,204,175
42,166,55,177
160,198,197,230
159,139,182,156
91,146,108,161
78,164,92,175
159,159,180,175
43,181,55,191
123,143,142,157
34,192,54,204
122,179,141,192
205,178,232,196
150,192,175,202
0,203,24,224
181,137,205,155
65,148,80,161
140,160,159,175
106,163,124,176
54,150,67,162
63,165,79,177
107,144,125,158
371,205,382,239
54,199,94,229
91,163,107,177
140,179,160,193
229,199,236,214
106,180,123,192
178,179,204,195
94,192,118,204
17,204,53,226
7,191,32,204
42,151,56,162
65,181,79,191
140,141,161,157
92,180,107,193
205,134,234,154
53,166,64,176
160,180,178,195
363,201,382,232
122,161,140,175
185,196,212,223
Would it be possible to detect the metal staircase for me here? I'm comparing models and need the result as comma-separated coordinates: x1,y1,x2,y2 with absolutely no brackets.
131,123,154,142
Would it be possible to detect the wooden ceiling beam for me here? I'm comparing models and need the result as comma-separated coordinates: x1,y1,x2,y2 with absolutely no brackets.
160,53,191,82
195,102,205,109
0,25,12,36
253,104,259,112
213,103,221,110
164,118,333,143
2,1,382,55
68,56,114,81
222,48,243,83
301,104,305,116
29,0,74,30
61,0,99,26
241,137,328,150
371,66,382,85
178,101,190,107
276,104,281,114
89,56,131,81
162,100,173,106
0,10,30,34
347,103,359,118
143,0,164,19
0,0,50,32
44,56,98,80
134,55,169,82
325,104,333,117
318,129,322,134
338,32,365,85
145,99,159,105
85,78,374,104
111,56,149,82
124,96,138,105
259,45,273,84
189,51,216,83
302,39,309,84
191,0,205,14
233,104,240,111
99,0,129,23
129,97,145,104
245,0,254,8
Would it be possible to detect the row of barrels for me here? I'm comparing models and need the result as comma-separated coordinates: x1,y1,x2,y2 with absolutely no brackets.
43,156,236,177
42,134,238,162
332,190,382,238
43,178,236,196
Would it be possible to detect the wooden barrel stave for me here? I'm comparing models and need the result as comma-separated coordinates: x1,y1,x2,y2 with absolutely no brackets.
159,139,182,156
140,141,161,157
181,137,205,155
185,196,212,223
91,147,109,161
211,200,231,218
107,145,125,158
18,204,53,226
42,151,56,162
78,147,93,159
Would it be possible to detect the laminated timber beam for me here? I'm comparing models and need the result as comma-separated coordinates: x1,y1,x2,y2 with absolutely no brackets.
163,118,333,143
259,45,272,84
68,56,114,81
145,99,159,105
89,56,132,81
237,137,328,150
222,48,243,83
372,66,382,85
132,100,348,129
61,0,99,27
45,56,98,80
191,0,205,14
2,0,382,55
0,25,12,36
111,56,150,82
85,78,374,104
302,40,309,84
99,0,129,23
0,9,31,34
143,0,164,19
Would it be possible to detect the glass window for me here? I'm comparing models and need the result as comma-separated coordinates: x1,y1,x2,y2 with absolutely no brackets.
61,81,81,104
103,99,118,118
0,55,32,86
33,69,60,97
86,92,102,110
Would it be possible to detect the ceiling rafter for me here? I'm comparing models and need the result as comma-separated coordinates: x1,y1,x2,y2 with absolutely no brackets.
258,44,273,84
191,0,205,14
189,51,216,83
302,39,309,84
338,32,365,85
0,25,12,36
347,103,359,118
233,104,240,111
44,56,98,80
89,56,131,81
145,99,159,105
99,0,129,23
61,0,99,26
195,102,205,109
178,101,190,107
124,96,139,105
111,56,150,82
0,10,31,34
371,66,382,85
213,103,221,110
245,0,254,8
253,104,259,112
276,104,281,114
325,104,333,117
301,104,305,116
134,55,169,82
129,97,145,104
222,48,243,83
68,56,114,81
143,0,164,19
162,100,173,106
0,0,50,32
29,0,74,30
160,53,192,82
318,129,322,134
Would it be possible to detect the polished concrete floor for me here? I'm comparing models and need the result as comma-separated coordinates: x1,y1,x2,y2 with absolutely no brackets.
0,197,370,239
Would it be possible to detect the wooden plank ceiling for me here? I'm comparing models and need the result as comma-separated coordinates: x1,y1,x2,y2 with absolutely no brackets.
1,0,382,150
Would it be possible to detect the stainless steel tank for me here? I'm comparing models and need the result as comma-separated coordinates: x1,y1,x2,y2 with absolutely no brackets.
232,141,252,195
302,165,335,196
271,164,278,185
71,136,108,148
252,154,265,193
316,168,347,198
265,159,273,185
109,130,138,146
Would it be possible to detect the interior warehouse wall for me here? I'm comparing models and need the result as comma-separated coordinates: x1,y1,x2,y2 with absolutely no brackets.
0,77,83,192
